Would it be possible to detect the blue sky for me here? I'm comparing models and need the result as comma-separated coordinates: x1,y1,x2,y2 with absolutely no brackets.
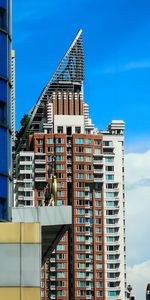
12,1,150,298
13,0,150,153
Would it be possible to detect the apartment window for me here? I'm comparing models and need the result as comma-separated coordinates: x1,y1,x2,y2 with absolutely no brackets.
77,280,86,287
97,291,103,297
56,173,64,179
106,175,114,180
76,200,84,206
47,156,52,162
94,139,101,145
56,155,64,161
77,226,85,232
56,146,64,152
76,182,84,187
57,263,65,269
86,156,92,162
96,245,102,252
56,253,65,260
95,148,101,154
57,191,64,197
76,147,84,153
57,199,64,206
25,191,31,197
25,174,31,179
77,263,85,269
76,209,85,214
38,191,43,197
76,164,84,170
77,244,85,251
56,138,64,144
97,281,103,288
56,245,64,251
76,191,84,197
25,183,31,188
25,165,31,170
76,217,84,224
76,156,84,162
77,272,85,278
96,264,102,270
96,236,102,243
37,139,43,145
57,182,64,188
57,281,65,287
104,141,110,146
57,272,65,278
47,138,53,144
106,193,115,198
86,165,91,171
109,291,116,296
77,254,85,260
96,227,102,233
85,138,91,144
76,173,84,179
76,236,85,242
106,157,114,162
86,147,91,153
106,166,114,171
96,254,102,260
25,156,31,161
57,126,63,133
47,147,53,153
56,164,64,170
75,138,83,144
75,127,81,133
95,218,101,225
95,192,101,198
86,174,92,180
97,272,103,279
57,290,65,296
37,147,43,153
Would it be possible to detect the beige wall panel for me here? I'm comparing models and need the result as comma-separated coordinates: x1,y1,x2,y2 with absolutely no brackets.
0,223,20,243
21,223,40,243
0,287,20,300
21,287,40,300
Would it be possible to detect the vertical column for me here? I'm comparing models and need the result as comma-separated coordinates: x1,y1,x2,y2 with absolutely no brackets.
57,92,61,115
79,92,83,115
74,93,78,115
69,93,72,115
63,92,67,115
53,92,56,115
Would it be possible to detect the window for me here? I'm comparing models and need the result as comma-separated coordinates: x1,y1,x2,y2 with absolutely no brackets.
96,245,102,251
76,164,84,170
76,147,84,153
86,147,91,153
47,147,53,153
47,138,53,144
106,166,114,171
76,191,84,197
57,281,65,287
37,139,43,145
96,227,102,233
76,217,84,224
104,141,110,146
77,244,85,250
77,263,85,269
106,193,115,198
76,156,84,162
109,291,116,296
77,254,85,259
86,156,92,162
57,244,64,251
75,138,83,144
94,139,101,145
95,192,101,198
56,173,64,179
57,126,63,133
37,147,43,153
57,191,64,197
96,201,102,207
95,148,101,154
47,156,52,162
76,236,85,242
86,174,92,180
76,182,84,187
77,280,86,287
25,183,31,188
76,173,84,179
56,138,64,144
57,182,64,188
25,165,31,170
76,209,85,214
106,175,114,180
56,253,65,260
77,226,85,232
97,291,103,297
96,236,102,243
25,156,31,161
96,254,102,260
38,191,43,197
106,157,114,162
56,155,64,161
57,199,64,205
56,147,64,152
57,263,65,269
77,272,85,278
57,272,65,278
86,165,91,171
86,139,91,144
56,164,64,170
75,127,81,133
96,263,102,270
25,191,31,197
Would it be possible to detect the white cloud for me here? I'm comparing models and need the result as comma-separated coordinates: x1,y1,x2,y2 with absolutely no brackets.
125,150,150,299
127,260,150,300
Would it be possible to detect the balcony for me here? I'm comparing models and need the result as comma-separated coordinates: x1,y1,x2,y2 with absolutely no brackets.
50,276,56,281
35,177,46,182
85,221,90,227
50,267,56,272
50,285,56,290
35,159,46,164
93,169,103,174
35,168,46,173
85,213,90,218
85,186,90,192
93,159,103,165
50,258,55,263
85,231,90,236
86,276,91,281
94,177,103,183
85,240,90,245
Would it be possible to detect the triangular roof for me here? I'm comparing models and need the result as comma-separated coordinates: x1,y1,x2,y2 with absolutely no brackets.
16,29,84,152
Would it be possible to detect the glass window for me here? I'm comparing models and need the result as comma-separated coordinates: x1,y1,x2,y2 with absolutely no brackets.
57,244,64,251
56,138,64,144
0,7,6,30
95,192,101,198
47,138,53,144
86,147,91,153
95,148,101,154
75,138,83,144
0,101,6,125
94,139,101,145
86,139,91,144
57,126,63,133
56,147,64,152
86,156,92,162
56,155,64,161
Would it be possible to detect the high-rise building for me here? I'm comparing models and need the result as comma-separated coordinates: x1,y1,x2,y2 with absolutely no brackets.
14,30,126,299
0,0,12,221
11,49,15,144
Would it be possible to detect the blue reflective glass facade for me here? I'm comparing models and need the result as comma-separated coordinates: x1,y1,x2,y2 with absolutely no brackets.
0,0,11,220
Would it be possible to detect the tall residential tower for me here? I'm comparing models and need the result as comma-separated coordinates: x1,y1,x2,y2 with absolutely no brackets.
15,30,126,300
